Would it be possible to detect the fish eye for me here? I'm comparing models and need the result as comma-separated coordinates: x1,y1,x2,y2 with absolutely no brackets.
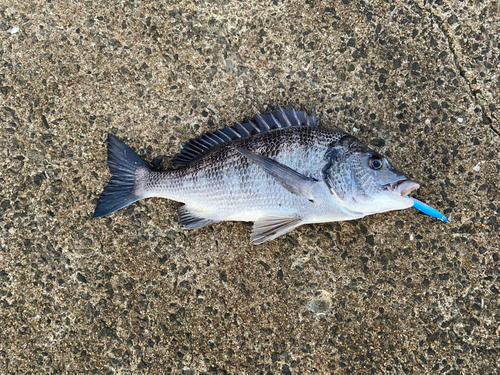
368,156,383,170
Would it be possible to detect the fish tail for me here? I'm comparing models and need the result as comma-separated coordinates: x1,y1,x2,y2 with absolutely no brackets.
93,134,152,218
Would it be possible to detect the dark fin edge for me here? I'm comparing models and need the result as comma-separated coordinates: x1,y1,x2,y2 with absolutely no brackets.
93,134,151,218
178,205,217,229
171,104,320,167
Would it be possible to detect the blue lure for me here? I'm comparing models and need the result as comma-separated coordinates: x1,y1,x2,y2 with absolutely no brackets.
410,197,449,223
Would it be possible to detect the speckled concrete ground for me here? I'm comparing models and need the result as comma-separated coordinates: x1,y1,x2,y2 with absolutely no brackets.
1,0,499,373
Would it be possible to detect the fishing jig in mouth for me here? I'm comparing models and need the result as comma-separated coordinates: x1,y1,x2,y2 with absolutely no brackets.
410,197,449,222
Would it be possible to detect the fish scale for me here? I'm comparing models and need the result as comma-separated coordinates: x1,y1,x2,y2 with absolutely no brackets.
94,104,430,244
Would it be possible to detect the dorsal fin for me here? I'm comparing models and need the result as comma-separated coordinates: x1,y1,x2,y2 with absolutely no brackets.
171,104,321,166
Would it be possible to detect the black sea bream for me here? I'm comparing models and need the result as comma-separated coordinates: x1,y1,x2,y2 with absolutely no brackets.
93,104,419,244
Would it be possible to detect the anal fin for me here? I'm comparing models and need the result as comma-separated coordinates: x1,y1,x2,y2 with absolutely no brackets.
251,216,303,245
178,205,216,230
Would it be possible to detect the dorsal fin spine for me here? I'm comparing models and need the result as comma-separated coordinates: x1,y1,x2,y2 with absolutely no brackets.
188,143,206,153
296,109,308,125
214,129,231,142
285,103,301,126
201,135,217,147
253,113,271,132
273,103,292,127
245,121,260,133
262,113,282,129
198,138,210,148
210,133,226,143
222,127,241,138
234,122,251,137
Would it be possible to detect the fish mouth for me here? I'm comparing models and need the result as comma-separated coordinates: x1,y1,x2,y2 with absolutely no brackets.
385,179,420,197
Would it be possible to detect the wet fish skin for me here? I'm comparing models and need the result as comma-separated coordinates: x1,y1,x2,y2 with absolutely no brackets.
94,104,419,244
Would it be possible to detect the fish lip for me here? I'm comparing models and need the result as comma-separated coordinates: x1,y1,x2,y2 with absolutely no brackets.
385,179,420,197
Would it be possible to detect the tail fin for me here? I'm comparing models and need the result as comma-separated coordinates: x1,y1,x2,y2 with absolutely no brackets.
93,134,151,218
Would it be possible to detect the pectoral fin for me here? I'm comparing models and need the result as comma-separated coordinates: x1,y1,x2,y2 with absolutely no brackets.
236,148,319,204
251,216,303,245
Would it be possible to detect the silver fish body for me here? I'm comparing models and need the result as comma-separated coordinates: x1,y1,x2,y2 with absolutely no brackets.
94,104,419,244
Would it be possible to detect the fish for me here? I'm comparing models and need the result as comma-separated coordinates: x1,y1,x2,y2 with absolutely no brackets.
93,104,421,244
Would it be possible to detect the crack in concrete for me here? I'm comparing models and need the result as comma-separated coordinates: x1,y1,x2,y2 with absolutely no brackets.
412,0,499,138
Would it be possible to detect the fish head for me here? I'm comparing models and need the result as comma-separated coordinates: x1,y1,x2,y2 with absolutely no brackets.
323,134,419,215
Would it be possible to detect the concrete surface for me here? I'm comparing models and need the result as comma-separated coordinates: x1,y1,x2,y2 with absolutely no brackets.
1,0,499,373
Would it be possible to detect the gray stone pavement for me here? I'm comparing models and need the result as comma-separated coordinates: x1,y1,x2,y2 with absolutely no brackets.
0,0,498,373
